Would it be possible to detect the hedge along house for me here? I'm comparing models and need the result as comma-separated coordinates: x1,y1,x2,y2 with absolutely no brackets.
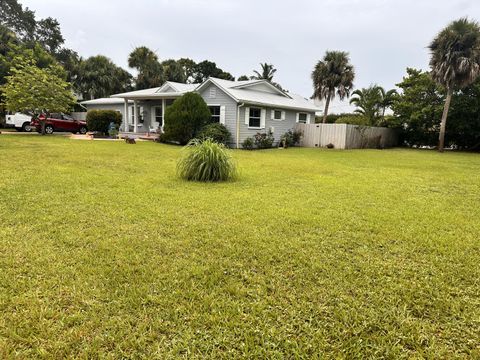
83,78,320,147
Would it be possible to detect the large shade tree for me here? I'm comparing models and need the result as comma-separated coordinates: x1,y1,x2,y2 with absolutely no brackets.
429,17,480,151
2,55,75,134
311,51,355,123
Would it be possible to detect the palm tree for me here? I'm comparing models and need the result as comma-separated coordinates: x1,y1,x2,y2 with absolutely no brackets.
252,63,277,81
311,51,355,123
378,87,398,118
128,46,164,89
429,18,480,152
349,85,383,125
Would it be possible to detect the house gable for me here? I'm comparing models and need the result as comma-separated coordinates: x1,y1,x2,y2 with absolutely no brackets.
231,80,292,99
156,83,177,93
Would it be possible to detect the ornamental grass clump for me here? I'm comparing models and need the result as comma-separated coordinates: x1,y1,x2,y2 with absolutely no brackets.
177,139,236,182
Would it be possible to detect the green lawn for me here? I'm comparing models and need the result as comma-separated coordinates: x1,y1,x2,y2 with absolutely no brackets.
1,135,479,358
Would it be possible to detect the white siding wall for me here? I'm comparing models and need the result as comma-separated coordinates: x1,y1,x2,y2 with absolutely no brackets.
198,83,238,146
239,106,315,147
193,82,317,148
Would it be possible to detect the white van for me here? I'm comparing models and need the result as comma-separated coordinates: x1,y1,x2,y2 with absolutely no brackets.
5,112,33,132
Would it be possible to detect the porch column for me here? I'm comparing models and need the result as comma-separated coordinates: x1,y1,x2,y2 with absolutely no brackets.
162,99,166,128
133,100,138,133
123,98,129,132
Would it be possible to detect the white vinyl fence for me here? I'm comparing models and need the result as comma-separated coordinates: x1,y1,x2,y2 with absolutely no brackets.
295,123,398,149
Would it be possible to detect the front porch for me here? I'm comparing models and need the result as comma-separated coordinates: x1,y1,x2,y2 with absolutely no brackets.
111,81,198,134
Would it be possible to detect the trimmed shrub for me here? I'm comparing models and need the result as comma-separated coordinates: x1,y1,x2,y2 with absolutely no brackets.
163,92,211,145
280,129,303,148
335,115,369,126
242,137,254,150
86,110,122,135
177,139,236,182
254,131,274,149
198,123,232,145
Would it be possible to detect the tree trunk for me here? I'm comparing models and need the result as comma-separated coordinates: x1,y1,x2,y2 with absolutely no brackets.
322,95,331,124
438,88,452,152
41,119,46,135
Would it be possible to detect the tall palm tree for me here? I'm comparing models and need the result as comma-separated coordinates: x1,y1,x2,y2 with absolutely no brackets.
349,85,383,125
429,17,480,151
311,51,355,123
252,63,277,81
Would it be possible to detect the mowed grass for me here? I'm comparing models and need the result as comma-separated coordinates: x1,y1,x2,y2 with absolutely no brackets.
0,135,479,359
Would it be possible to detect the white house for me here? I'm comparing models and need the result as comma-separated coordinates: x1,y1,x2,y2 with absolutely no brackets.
81,78,320,147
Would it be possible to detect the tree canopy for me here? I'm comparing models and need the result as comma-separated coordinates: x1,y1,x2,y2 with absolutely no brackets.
2,55,75,114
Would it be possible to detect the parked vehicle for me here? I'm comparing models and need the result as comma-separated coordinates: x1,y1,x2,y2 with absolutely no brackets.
30,113,88,134
5,112,33,132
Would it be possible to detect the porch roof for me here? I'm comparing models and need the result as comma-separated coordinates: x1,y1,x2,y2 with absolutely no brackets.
110,81,198,100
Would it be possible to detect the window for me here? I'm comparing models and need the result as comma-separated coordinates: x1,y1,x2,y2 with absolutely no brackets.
209,106,221,123
129,106,144,124
249,107,261,128
153,106,163,127
273,110,282,120
298,113,308,123
209,88,216,98
62,114,73,121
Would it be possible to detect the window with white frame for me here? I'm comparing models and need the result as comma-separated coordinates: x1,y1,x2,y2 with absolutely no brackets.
209,106,221,123
129,106,144,124
273,110,282,120
297,112,308,123
249,107,261,128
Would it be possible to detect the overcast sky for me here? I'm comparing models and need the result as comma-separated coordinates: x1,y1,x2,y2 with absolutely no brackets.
21,0,480,112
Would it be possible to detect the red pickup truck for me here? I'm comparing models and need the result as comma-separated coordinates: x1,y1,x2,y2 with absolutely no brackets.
31,113,88,134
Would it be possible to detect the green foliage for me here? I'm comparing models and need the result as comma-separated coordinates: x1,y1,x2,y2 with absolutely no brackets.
177,138,236,182
280,129,303,147
198,123,232,145
429,18,480,91
252,63,277,81
349,85,383,125
316,113,347,123
335,115,369,125
392,68,445,146
445,79,480,148
237,75,250,81
193,60,234,83
162,59,186,83
162,92,211,145
76,55,132,100
0,0,36,41
128,46,164,89
1,55,75,114
35,17,64,54
241,137,254,150
254,131,275,149
86,110,122,135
